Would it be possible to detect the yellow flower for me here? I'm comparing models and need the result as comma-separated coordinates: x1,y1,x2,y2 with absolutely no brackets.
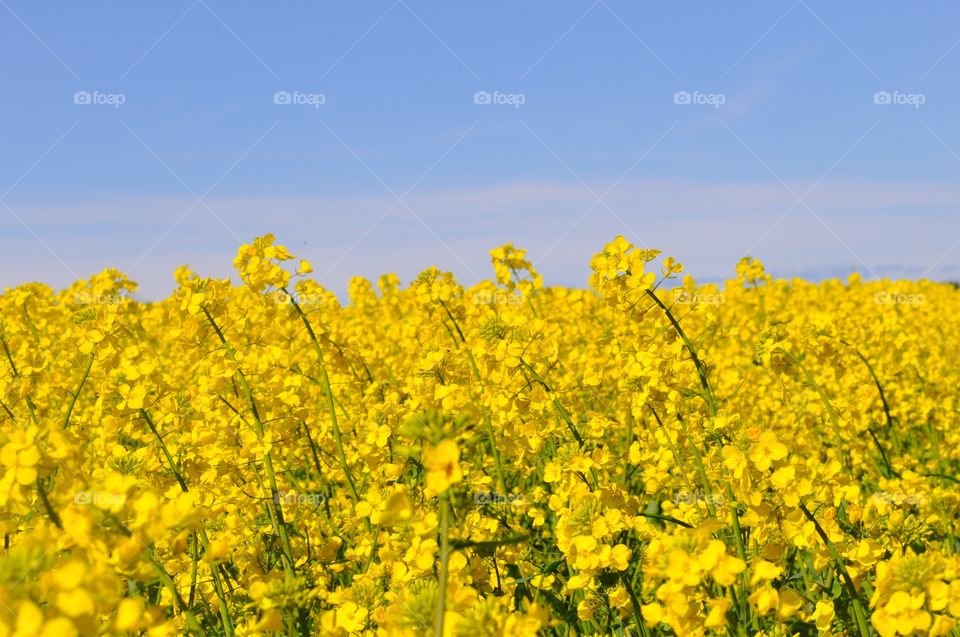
776,588,804,619
641,603,664,625
296,259,313,275
118,383,146,410
749,431,788,470
748,585,779,615
114,598,144,631
722,445,748,479
750,559,782,586
811,600,835,631
0,431,40,486
704,598,730,628
1,233,958,635
609,544,631,571
423,440,463,495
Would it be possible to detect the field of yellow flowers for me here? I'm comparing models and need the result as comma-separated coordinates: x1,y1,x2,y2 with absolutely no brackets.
0,234,958,637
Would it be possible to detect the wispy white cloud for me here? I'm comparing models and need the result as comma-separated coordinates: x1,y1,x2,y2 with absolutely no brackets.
2,176,958,299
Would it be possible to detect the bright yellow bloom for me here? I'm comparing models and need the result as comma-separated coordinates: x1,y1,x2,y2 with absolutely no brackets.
423,439,463,495
0,234,957,635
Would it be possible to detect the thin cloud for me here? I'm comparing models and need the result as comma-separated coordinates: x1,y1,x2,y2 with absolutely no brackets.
3,177,958,298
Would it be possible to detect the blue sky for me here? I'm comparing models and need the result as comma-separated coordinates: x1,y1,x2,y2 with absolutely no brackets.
2,1,960,298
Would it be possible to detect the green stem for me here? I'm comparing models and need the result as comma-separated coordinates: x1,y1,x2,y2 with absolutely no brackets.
780,349,849,469
36,478,62,530
281,289,361,505
798,501,871,637
643,294,752,624
63,353,94,428
520,357,584,446
851,349,895,430
201,305,297,576
141,409,189,493
619,571,650,637
848,344,901,455
439,300,508,495
435,494,451,637
0,399,15,421
25,396,39,426
141,408,234,636
146,550,207,636
652,407,713,517
644,289,716,416
1,334,19,377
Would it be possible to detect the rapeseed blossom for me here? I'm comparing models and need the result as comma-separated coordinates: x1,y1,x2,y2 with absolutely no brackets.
0,234,956,635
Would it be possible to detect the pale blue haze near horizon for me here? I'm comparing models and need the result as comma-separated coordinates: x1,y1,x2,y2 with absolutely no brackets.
2,1,960,299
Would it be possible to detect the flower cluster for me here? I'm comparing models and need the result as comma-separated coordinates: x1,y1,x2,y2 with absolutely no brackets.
0,234,958,636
